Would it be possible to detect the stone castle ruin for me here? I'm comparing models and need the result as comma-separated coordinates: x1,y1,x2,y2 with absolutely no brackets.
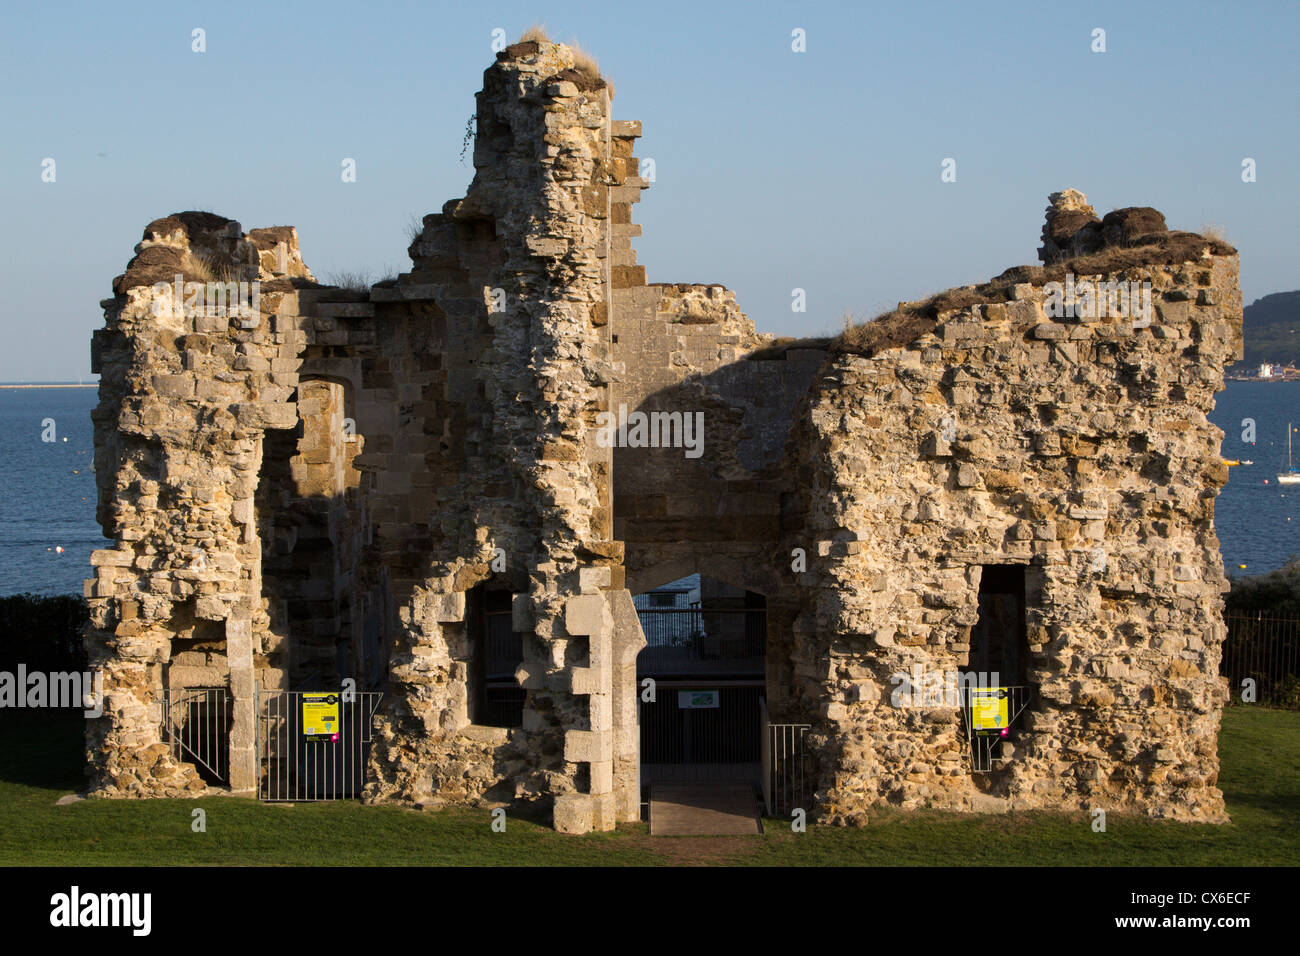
85,38,1243,831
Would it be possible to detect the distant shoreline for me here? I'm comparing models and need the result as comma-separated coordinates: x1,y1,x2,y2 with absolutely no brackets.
0,384,97,389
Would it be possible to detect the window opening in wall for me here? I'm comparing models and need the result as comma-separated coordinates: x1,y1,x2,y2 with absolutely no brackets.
962,564,1034,773
474,589,524,728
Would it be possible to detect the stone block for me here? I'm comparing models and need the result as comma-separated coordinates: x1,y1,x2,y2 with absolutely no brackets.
570,666,603,695
579,566,611,593
514,663,543,690
553,793,592,835
565,593,607,637
564,729,612,763
921,431,951,457
430,591,465,623
511,593,533,632
225,615,253,662
589,760,613,794
234,402,298,430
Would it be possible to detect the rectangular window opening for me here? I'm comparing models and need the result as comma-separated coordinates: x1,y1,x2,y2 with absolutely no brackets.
969,564,1028,687
470,588,524,728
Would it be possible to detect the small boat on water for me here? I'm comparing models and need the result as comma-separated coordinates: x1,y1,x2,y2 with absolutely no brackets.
1279,423,1300,485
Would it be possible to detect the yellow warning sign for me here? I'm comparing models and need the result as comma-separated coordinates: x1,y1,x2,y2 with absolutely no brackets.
970,688,1009,733
302,693,340,740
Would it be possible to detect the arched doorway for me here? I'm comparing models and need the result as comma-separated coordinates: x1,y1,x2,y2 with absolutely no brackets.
634,574,766,790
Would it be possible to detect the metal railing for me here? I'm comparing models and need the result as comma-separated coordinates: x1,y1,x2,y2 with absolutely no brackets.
639,682,764,767
163,688,231,785
483,609,522,679
481,609,524,727
959,685,1033,772
1222,612,1300,709
636,608,765,673
257,691,382,801
761,698,811,817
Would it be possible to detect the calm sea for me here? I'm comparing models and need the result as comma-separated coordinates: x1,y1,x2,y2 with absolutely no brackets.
0,387,107,597
1,381,1297,597
1208,380,1300,574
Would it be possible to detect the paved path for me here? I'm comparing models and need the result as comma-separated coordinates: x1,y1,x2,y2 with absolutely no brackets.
649,781,762,836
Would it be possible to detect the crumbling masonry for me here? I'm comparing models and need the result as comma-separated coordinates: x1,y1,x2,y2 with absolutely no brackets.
86,40,1242,830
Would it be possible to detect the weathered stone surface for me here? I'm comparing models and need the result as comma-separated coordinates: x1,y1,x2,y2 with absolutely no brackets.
86,36,1239,834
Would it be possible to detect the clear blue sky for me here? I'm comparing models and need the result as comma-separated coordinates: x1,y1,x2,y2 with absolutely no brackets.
1,0,1295,380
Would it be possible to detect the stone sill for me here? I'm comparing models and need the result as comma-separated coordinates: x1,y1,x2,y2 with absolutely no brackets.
459,724,511,746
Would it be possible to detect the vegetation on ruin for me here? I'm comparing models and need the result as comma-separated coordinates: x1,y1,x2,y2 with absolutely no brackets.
1227,557,1300,617
180,250,235,284
509,24,612,97
519,23,550,44
754,227,1241,364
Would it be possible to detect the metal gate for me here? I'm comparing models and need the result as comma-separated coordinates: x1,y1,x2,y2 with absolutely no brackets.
163,688,232,785
256,691,382,801
638,682,764,787
761,698,810,816
960,684,1033,772
635,601,767,787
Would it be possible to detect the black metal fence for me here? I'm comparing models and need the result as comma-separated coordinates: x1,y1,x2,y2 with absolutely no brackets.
482,609,524,727
257,691,382,801
1222,612,1300,709
639,684,764,765
484,610,522,678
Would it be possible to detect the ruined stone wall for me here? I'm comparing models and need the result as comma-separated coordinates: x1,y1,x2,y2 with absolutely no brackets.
350,40,646,833
610,281,819,595
787,247,1242,823
87,214,314,796
86,35,1243,834
87,39,646,831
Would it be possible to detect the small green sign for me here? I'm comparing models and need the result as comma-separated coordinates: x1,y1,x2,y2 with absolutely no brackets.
677,690,719,709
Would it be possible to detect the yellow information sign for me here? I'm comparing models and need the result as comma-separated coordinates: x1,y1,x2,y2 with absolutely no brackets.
302,693,340,740
970,688,1009,733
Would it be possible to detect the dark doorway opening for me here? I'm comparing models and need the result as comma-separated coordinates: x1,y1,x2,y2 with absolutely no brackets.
969,564,1028,686
635,575,765,787
963,564,1032,775
470,588,524,728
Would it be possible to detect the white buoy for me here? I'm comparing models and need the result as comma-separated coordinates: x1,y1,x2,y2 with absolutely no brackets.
55,546,64,553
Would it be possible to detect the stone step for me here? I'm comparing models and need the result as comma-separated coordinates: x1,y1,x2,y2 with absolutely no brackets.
649,782,761,836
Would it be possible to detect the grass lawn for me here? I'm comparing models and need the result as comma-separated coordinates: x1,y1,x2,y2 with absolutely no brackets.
1,706,1296,866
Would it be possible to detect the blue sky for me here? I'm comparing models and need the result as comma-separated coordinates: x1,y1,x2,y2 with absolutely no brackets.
2,0,1295,380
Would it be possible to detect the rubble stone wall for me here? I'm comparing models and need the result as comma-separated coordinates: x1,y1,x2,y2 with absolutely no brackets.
787,252,1241,822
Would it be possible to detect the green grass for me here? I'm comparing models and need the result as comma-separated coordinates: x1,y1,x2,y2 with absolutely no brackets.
1,706,1296,866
